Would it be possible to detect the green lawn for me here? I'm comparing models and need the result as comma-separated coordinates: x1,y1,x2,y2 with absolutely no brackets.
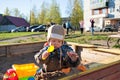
0,31,119,48
65,31,115,43
0,32,45,40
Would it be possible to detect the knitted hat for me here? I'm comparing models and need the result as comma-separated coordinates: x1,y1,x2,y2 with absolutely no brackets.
47,25,65,41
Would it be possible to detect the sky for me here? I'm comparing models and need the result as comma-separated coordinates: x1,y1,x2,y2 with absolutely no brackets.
0,0,72,18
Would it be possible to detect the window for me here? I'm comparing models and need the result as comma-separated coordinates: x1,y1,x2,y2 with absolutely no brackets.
102,8,107,14
93,10,99,15
110,7,115,13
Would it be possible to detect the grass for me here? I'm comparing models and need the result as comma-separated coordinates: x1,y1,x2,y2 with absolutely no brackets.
0,31,119,48
0,32,45,40
113,44,120,48
65,31,120,48
65,32,111,44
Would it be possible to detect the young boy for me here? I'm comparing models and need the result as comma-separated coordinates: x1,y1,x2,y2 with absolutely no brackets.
34,25,82,79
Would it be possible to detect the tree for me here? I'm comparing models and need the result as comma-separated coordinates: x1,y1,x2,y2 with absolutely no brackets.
4,7,11,16
48,0,62,24
37,2,47,24
71,0,83,29
30,6,37,25
66,0,73,17
30,11,36,25
20,13,28,21
12,8,20,17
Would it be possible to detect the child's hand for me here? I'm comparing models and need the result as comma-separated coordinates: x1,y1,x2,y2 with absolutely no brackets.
42,45,54,60
42,51,50,60
67,52,79,62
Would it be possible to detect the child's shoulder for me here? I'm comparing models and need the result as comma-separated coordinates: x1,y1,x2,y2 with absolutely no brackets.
62,44,72,49
44,42,49,47
62,41,69,47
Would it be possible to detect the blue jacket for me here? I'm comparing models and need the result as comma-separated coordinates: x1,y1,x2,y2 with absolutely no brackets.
66,21,71,29
34,44,80,72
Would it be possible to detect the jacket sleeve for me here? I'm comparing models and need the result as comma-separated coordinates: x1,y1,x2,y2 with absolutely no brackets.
63,45,80,67
34,47,49,64
69,57,80,67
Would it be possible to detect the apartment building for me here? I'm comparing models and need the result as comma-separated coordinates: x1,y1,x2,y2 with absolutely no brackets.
84,0,120,31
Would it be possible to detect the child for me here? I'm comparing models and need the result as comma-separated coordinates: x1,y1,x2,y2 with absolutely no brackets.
34,25,82,79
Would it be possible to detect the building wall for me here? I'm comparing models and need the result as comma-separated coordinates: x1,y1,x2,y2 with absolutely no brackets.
115,0,120,18
0,25,16,32
84,0,91,31
84,0,120,31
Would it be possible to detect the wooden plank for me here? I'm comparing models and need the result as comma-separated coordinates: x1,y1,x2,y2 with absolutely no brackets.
9,42,44,55
101,71,120,80
0,41,45,47
0,41,96,56
59,60,120,80
72,63,120,80
0,41,45,56
67,42,97,48
93,48,120,55
0,46,6,56
108,34,120,38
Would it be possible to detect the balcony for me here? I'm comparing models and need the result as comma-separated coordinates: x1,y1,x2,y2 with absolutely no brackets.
91,14,108,18
90,2,108,9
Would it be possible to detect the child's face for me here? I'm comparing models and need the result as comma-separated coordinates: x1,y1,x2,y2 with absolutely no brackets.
49,38,63,49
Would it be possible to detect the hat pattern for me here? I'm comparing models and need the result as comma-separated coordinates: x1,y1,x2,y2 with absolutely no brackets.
47,25,65,41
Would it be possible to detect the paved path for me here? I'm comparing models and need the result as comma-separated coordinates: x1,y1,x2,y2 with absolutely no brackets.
0,34,46,43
